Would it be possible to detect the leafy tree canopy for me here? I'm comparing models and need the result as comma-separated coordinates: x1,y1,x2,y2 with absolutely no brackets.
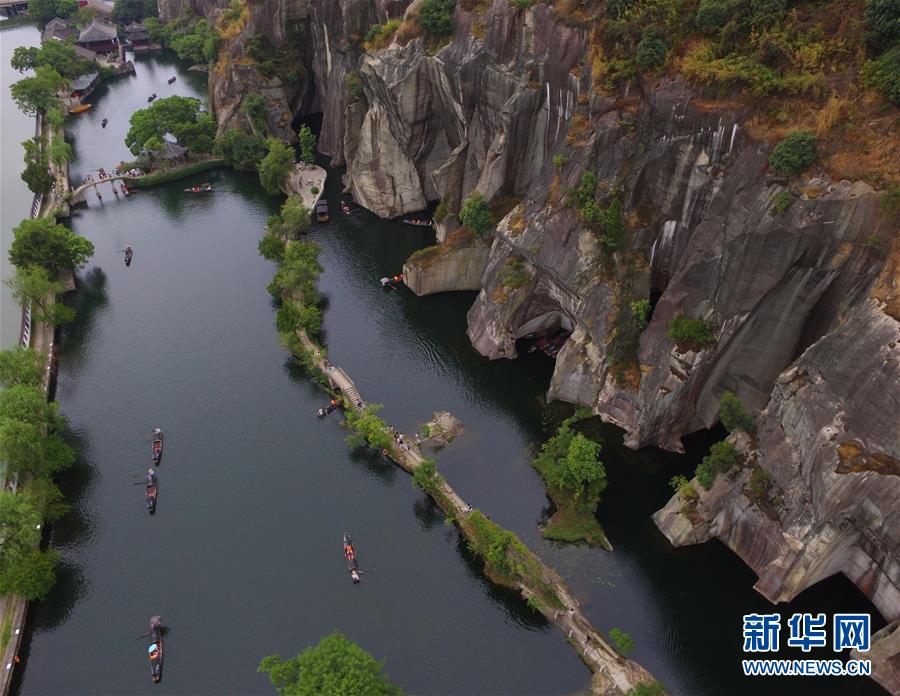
418,0,456,36
259,632,403,696
112,0,158,23
124,95,215,156
258,138,295,195
9,217,94,272
298,125,317,162
11,41,95,81
27,0,78,27
10,65,66,116
0,349,43,388
769,131,817,176
719,391,755,433
214,128,268,171
459,192,494,237
21,137,52,196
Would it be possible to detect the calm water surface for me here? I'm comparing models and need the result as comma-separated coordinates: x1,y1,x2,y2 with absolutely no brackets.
8,48,885,696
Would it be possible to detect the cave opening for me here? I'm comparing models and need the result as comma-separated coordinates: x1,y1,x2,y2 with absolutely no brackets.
648,286,663,317
513,311,574,360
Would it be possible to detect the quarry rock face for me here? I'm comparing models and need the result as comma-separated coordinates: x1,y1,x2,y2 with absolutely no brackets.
185,0,899,688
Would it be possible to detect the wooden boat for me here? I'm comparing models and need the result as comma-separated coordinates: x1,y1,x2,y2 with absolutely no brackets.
402,217,433,227
317,399,340,418
340,202,357,215
121,183,130,196
315,199,330,223
343,533,361,583
152,429,163,464
147,93,157,103
101,118,108,128
147,615,163,682
70,103,92,114
167,76,176,84
124,246,133,267
146,470,157,514
184,183,213,193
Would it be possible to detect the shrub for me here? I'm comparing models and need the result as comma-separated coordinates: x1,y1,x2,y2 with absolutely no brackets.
669,474,698,501
862,45,900,105
771,189,795,214
769,131,817,176
310,186,319,195
719,391,755,433
747,466,772,499
242,93,268,134
667,316,715,348
419,0,456,35
695,440,738,489
459,192,494,237
631,299,651,329
635,28,669,70
609,628,635,656
606,0,635,17
364,19,401,50
864,0,900,51
552,153,567,169
625,682,667,696
345,71,363,98
413,458,438,491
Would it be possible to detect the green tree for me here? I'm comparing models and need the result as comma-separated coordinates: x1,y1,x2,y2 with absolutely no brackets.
862,44,900,105
418,0,456,35
0,384,60,427
6,266,75,326
864,0,900,51
625,682,667,696
27,0,78,26
0,349,43,388
10,66,65,116
344,404,393,450
112,0,158,23
258,138,295,195
259,632,402,696
258,233,286,262
49,138,74,168
11,41,95,81
0,419,74,478
459,192,494,237
552,153,567,169
412,458,437,491
214,128,268,171
635,28,669,70
267,240,322,302
718,391,755,433
298,125,317,162
695,440,738,489
9,217,94,272
279,197,311,237
666,316,715,348
0,547,59,600
769,131,817,176
609,628,635,655
21,137,52,196
125,96,215,156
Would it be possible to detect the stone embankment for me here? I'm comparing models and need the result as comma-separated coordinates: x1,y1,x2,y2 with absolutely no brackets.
283,162,327,211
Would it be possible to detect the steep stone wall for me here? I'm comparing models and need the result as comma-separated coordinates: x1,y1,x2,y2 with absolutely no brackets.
180,0,899,685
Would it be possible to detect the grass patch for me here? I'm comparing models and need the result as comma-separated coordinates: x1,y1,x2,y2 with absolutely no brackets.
541,505,610,548
124,159,226,189
0,606,13,656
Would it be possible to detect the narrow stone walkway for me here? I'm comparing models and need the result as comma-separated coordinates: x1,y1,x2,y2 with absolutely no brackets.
293,328,657,694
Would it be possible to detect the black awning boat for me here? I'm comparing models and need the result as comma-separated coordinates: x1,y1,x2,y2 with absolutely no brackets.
148,615,163,682
168,76,176,84
147,93,157,102
124,246,133,266
343,533,360,583
152,429,163,464
146,471,157,514
184,183,213,193
402,218,433,227
101,118,108,128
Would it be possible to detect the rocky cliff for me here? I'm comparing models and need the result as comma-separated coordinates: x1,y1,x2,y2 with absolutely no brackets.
178,0,899,689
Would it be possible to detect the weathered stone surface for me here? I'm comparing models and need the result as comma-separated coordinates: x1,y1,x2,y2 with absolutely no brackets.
403,241,489,295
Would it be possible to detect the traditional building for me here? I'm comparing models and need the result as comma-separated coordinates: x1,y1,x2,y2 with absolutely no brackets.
124,21,150,51
70,72,100,99
41,17,78,43
76,20,119,54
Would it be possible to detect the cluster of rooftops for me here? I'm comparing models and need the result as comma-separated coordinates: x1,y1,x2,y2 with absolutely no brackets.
41,16,150,61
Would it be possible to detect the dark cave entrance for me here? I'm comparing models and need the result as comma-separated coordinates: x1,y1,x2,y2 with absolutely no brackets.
513,311,574,361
